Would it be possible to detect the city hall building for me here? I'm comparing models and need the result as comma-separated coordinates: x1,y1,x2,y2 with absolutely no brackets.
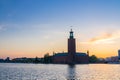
53,29,89,64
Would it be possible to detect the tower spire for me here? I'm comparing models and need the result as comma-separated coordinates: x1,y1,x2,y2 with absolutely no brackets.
69,28,74,39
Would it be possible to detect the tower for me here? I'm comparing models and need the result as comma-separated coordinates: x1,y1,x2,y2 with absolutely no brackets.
68,29,76,64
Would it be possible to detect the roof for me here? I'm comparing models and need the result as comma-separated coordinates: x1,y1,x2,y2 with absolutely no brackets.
76,52,87,56
54,52,87,57
54,53,68,57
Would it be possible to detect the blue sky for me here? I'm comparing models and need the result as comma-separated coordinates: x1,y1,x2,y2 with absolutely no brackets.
0,0,120,58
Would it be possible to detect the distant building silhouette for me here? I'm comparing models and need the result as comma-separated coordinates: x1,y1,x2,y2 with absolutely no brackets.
118,50,120,60
53,29,89,64
5,57,10,62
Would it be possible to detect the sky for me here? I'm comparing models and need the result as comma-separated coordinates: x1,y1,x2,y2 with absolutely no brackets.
0,0,120,59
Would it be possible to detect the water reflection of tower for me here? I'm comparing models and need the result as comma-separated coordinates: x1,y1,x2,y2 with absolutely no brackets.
68,29,76,64
67,65,77,80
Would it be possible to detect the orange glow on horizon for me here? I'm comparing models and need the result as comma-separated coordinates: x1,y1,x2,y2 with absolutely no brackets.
0,31,120,59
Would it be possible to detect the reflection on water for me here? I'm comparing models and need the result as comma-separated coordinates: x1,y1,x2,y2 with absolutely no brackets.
0,63,120,80
67,65,78,80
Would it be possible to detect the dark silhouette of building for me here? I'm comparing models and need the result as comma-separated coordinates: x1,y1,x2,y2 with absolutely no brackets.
68,29,76,64
53,29,89,64
118,50,120,60
5,57,10,62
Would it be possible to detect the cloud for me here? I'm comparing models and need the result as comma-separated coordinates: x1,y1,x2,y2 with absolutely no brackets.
0,26,2,30
89,33,113,42
0,25,3,30
81,31,120,44
0,25,6,32
0,24,20,32
89,31,120,44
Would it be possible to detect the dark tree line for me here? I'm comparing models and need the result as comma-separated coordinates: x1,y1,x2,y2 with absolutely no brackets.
43,53,53,63
89,55,99,63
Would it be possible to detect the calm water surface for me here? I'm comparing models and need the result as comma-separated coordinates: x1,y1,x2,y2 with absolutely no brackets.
0,63,120,80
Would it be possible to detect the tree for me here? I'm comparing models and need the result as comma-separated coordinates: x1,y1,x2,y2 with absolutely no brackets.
89,55,98,63
44,53,50,63
34,56,39,63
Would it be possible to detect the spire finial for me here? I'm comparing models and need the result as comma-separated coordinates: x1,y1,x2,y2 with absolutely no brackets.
69,26,74,38
70,26,73,31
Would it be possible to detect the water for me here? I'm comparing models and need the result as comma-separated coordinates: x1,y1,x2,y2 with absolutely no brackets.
0,63,120,80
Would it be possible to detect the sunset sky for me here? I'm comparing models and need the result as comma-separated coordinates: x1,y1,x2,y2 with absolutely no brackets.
0,0,120,59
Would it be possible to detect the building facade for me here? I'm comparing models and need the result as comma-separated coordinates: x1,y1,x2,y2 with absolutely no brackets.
53,29,89,64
